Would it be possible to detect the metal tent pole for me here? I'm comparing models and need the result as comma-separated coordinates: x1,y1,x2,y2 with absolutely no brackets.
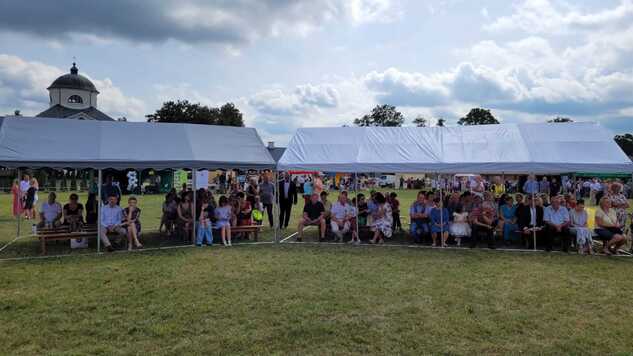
192,168,197,245
355,172,359,241
16,168,21,238
531,173,536,251
439,173,444,246
97,169,102,253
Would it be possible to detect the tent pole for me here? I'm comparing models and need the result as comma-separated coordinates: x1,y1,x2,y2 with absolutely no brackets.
97,169,102,253
192,168,197,245
439,173,444,246
16,168,21,238
274,170,279,243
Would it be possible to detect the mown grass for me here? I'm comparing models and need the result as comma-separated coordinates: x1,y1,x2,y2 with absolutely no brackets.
1,244,632,355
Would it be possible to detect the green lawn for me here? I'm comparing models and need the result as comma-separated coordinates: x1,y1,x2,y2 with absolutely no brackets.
2,190,633,354
2,245,633,354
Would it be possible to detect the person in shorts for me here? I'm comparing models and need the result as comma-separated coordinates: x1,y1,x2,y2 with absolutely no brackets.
297,193,326,242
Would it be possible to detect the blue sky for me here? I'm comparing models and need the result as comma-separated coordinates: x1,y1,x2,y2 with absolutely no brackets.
0,0,632,144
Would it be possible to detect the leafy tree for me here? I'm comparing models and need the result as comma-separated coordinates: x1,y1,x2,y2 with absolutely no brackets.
548,116,573,123
13,110,21,116
457,108,499,125
412,116,427,127
614,134,633,156
146,100,244,126
436,118,446,127
354,104,404,127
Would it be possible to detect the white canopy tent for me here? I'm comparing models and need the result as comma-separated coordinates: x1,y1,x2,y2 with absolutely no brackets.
278,122,633,174
0,117,278,252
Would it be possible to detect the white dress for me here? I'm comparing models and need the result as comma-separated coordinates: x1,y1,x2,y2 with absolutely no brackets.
371,203,393,238
450,212,471,237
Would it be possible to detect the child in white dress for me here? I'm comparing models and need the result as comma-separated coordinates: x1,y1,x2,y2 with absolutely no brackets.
449,206,471,247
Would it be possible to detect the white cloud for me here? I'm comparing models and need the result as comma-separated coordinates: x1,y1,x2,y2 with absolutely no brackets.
0,54,146,120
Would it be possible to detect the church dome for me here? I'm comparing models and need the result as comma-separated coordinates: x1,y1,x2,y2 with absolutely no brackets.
47,63,99,93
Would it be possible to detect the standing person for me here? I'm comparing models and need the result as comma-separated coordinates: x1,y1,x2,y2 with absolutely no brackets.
313,174,324,197
399,176,405,190
246,178,259,206
539,177,550,196
550,177,561,197
469,175,485,198
215,196,233,246
523,174,539,195
589,178,602,205
278,173,297,230
101,175,121,205
24,179,36,220
543,196,571,252
31,177,39,218
259,173,275,228
11,179,22,218
430,198,450,247
389,192,402,232
302,177,313,204
100,194,127,252
196,196,214,247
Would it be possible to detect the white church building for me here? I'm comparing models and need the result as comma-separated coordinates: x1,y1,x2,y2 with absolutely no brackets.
36,62,114,121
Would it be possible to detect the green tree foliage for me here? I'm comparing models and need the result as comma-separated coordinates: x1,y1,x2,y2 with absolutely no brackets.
548,117,574,123
146,100,244,126
412,116,427,127
614,134,633,156
354,104,405,127
436,118,446,127
457,108,499,125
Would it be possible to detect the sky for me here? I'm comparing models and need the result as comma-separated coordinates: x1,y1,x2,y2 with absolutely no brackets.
0,0,632,145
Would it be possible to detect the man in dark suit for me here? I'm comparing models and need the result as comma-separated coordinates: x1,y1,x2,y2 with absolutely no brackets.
517,195,545,249
278,172,298,229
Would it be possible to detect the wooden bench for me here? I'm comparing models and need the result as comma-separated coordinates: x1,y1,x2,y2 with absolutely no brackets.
229,225,263,241
35,224,98,255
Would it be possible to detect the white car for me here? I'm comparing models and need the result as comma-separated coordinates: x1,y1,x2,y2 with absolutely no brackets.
377,175,396,188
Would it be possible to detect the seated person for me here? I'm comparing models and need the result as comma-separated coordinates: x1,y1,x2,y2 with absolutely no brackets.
356,193,368,227
63,193,84,232
236,192,252,226
122,196,143,251
430,198,449,248
595,197,626,255
38,192,62,229
569,199,593,255
160,193,178,235
517,195,544,249
177,192,194,241
449,206,470,247
100,194,127,252
320,191,332,219
369,192,392,244
470,202,497,249
297,193,326,242
330,191,353,242
85,193,98,225
215,196,233,247
543,196,571,252
409,191,430,243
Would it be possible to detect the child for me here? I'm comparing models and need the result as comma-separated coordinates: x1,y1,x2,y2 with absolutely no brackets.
215,196,233,246
24,179,36,219
348,197,361,245
160,193,178,235
252,195,264,226
196,196,213,247
357,194,368,227
122,197,143,251
389,192,401,232
430,198,450,247
449,206,470,247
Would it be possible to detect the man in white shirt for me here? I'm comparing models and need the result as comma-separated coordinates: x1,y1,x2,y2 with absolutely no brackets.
38,192,62,228
100,194,127,252
330,191,353,242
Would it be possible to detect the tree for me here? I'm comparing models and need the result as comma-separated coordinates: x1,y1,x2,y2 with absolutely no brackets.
412,116,427,127
548,116,573,123
457,108,499,125
354,104,404,127
13,110,21,116
146,100,244,127
436,118,446,127
614,134,633,156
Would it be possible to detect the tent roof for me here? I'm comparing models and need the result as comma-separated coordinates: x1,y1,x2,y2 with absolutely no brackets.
278,122,633,174
0,117,276,170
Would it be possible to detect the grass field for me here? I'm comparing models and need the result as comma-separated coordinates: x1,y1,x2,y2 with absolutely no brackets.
2,190,633,354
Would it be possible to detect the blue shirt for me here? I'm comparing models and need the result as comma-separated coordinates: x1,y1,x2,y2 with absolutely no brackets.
409,201,426,220
544,205,570,225
101,204,123,227
430,207,449,226
523,180,539,194
303,181,313,195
